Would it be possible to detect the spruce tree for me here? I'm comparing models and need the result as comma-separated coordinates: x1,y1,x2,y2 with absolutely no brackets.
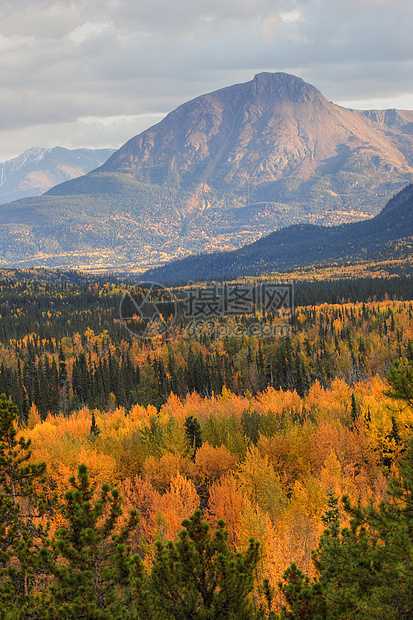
350,392,358,427
89,410,100,439
184,416,203,458
386,359,413,408
275,563,325,620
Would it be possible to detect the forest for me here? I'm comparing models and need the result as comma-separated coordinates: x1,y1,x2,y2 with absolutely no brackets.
0,267,413,618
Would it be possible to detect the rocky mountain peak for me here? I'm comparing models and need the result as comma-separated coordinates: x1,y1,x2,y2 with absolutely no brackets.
0,146,115,204
251,71,320,103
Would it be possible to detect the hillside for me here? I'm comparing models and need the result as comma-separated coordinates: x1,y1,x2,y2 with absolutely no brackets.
143,183,413,282
0,73,412,271
0,146,115,204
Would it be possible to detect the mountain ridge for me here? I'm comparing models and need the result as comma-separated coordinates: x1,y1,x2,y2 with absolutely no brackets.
0,72,412,271
0,146,115,204
49,73,413,211
142,183,413,283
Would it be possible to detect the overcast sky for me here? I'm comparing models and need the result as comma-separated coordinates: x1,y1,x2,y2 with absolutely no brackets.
0,0,412,162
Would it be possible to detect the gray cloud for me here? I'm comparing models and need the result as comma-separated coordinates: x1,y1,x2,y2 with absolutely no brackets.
0,0,412,161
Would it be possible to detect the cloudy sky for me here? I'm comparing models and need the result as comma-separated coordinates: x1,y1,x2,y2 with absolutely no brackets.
0,0,412,162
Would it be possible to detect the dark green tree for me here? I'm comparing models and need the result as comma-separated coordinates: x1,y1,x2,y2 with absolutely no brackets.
275,563,325,620
39,464,138,619
89,410,100,439
184,415,203,458
350,392,358,428
133,510,261,620
241,408,262,446
0,394,47,618
385,359,413,408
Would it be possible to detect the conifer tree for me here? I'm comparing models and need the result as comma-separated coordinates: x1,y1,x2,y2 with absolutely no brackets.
0,394,47,618
39,464,138,619
386,359,413,408
89,410,100,439
350,392,358,427
275,563,325,620
133,510,261,620
184,416,203,458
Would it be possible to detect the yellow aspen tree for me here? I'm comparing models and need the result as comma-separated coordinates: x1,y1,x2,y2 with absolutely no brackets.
158,473,200,540
27,403,41,430
237,445,286,521
205,474,245,550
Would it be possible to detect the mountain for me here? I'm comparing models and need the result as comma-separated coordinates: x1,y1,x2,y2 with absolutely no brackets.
143,183,413,282
0,146,115,204
98,74,412,206
0,72,412,271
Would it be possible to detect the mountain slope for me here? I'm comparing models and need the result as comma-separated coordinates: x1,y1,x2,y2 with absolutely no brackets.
0,147,115,204
50,73,413,215
143,184,413,282
0,73,412,271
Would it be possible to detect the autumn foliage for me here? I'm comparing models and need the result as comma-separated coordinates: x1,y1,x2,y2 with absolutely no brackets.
16,369,411,595
1,277,413,615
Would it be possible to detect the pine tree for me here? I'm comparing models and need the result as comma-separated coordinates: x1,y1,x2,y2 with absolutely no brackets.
241,407,261,446
134,510,261,620
184,416,203,458
58,348,69,415
39,464,138,619
350,392,358,428
89,410,100,439
0,394,47,618
385,359,413,408
275,563,325,620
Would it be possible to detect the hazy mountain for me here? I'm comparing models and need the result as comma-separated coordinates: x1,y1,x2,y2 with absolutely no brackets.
143,183,413,282
0,146,115,204
101,74,412,202
0,72,412,271
51,72,413,217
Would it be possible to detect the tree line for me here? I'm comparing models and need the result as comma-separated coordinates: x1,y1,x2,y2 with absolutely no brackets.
1,297,412,418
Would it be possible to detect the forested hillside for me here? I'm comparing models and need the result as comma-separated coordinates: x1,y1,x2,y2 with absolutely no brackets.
0,269,412,417
145,183,413,282
0,267,413,617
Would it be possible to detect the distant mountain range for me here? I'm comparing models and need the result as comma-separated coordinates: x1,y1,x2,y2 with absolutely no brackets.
0,72,412,271
0,147,115,204
143,183,413,282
